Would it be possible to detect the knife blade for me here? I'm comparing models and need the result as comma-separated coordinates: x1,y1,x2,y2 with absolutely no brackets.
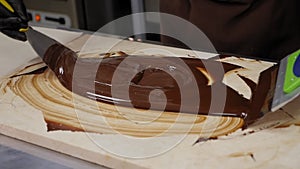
271,49,300,112
25,27,60,59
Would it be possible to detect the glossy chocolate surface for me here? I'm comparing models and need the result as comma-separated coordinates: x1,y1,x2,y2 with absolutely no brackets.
43,44,275,123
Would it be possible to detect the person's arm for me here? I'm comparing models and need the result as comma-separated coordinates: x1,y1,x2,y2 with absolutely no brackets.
0,0,29,41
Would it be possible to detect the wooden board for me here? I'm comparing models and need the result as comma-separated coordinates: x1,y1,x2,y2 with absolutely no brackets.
1,30,300,169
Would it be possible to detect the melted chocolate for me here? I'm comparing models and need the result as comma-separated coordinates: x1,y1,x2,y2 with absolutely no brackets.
43,44,276,124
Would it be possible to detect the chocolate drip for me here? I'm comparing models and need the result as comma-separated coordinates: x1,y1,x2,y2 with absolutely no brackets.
10,66,48,78
43,44,275,124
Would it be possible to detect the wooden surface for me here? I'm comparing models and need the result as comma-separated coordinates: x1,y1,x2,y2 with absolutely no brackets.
1,27,300,169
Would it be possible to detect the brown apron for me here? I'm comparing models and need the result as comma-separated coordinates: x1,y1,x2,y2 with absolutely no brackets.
160,0,300,60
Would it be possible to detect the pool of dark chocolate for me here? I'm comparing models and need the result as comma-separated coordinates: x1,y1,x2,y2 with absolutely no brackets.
43,44,276,124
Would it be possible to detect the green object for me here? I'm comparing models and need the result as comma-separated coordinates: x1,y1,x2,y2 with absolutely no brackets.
283,49,300,94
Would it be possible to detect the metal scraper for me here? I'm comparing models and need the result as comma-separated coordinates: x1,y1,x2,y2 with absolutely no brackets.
271,49,300,112
25,27,64,60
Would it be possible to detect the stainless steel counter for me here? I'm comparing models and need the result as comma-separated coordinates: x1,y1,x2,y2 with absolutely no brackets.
0,134,107,169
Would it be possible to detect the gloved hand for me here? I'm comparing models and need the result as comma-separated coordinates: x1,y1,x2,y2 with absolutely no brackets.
0,0,29,41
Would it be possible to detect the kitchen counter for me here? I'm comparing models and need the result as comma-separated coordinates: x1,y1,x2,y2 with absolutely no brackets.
0,134,106,169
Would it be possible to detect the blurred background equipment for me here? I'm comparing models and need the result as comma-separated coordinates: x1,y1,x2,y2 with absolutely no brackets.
23,0,160,41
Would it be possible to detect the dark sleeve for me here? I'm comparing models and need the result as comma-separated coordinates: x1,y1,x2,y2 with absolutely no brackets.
160,0,300,60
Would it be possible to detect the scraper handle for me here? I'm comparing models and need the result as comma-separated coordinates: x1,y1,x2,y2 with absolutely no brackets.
293,53,300,77
283,49,300,94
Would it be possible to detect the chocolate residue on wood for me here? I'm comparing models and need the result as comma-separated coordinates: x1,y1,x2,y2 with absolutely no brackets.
228,152,256,162
46,120,85,132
